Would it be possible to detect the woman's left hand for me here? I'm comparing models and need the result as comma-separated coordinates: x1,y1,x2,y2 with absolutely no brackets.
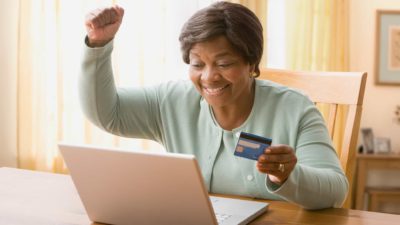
256,144,297,185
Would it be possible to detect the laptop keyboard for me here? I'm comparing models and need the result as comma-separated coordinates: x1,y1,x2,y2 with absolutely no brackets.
215,212,232,224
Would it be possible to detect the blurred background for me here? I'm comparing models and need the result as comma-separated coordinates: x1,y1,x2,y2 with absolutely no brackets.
0,0,399,213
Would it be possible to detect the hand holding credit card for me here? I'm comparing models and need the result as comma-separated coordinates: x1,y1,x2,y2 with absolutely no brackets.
234,132,272,160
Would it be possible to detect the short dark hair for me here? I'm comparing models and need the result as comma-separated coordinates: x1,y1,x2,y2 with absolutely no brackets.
179,1,263,76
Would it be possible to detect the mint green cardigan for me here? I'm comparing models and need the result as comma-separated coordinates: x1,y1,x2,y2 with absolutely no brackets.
79,40,348,209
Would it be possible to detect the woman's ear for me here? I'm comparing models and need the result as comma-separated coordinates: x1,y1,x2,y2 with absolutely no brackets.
249,64,256,74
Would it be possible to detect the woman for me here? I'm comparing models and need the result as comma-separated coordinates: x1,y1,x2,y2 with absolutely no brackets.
81,2,348,209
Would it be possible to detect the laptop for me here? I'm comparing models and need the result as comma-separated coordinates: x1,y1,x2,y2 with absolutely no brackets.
59,144,268,225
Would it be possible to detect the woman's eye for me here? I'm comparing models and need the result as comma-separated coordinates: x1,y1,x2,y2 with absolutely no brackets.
218,63,232,68
190,63,203,68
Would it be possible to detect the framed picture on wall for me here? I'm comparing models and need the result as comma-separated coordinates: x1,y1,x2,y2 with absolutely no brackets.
375,10,400,85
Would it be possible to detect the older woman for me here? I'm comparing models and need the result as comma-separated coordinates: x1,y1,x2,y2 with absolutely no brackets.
81,2,348,209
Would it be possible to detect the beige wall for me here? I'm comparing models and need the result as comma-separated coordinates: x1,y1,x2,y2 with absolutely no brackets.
350,0,400,212
350,0,400,153
0,0,19,167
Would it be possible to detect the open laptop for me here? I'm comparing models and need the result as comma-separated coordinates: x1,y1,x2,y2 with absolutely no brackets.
59,144,268,225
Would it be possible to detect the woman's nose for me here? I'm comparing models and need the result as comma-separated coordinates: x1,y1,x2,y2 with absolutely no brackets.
201,66,220,81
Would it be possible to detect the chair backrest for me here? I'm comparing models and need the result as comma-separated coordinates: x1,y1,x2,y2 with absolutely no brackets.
259,68,367,208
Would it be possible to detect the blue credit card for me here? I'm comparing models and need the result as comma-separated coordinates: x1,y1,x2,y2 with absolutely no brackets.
234,132,272,160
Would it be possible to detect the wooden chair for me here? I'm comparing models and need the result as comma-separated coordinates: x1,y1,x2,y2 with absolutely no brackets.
259,68,367,208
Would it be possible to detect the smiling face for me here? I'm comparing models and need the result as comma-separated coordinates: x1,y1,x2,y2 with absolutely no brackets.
189,36,255,111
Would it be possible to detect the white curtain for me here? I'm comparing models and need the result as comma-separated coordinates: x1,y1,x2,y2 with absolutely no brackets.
17,0,217,173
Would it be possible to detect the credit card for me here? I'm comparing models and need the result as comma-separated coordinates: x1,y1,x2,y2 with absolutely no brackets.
234,132,272,160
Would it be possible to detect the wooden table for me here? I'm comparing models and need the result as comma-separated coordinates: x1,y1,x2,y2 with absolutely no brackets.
1,167,399,225
355,153,400,210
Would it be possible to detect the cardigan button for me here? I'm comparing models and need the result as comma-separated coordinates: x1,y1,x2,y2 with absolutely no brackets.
247,175,254,181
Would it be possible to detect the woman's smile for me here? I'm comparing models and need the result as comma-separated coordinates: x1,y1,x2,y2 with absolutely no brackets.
202,84,230,96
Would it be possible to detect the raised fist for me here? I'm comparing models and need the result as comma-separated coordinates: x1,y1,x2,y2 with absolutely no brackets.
85,5,124,47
